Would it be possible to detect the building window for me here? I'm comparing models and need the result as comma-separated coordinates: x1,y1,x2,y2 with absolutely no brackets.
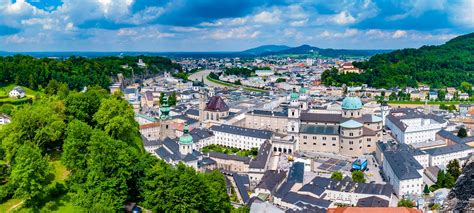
313,136,317,140
323,143,326,146
313,143,316,145
332,144,336,146
323,137,327,140
303,136,307,139
349,148,353,150
349,133,353,136
367,145,371,147
332,137,336,140
303,142,307,144
367,138,371,142
349,141,353,145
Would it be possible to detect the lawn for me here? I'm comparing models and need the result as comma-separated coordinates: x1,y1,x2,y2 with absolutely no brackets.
388,100,474,105
0,84,44,98
52,160,69,183
206,76,268,93
0,199,23,212
0,84,44,106
201,144,258,158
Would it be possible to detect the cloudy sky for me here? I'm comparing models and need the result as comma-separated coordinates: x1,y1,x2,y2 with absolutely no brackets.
0,0,473,52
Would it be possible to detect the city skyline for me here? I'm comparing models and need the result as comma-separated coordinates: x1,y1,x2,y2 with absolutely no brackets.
0,0,473,52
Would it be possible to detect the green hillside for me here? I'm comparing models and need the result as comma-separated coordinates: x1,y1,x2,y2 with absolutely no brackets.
323,32,474,89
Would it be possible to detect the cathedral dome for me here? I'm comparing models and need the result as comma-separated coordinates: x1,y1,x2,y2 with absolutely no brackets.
341,96,363,110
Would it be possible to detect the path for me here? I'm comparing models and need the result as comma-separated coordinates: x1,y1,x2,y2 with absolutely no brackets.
188,69,228,88
8,200,23,212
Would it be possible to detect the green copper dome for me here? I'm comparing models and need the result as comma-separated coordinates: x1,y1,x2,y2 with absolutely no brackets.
341,96,363,110
299,86,308,94
290,88,299,101
179,125,193,144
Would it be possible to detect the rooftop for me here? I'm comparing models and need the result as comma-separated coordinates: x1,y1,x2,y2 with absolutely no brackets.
210,124,273,139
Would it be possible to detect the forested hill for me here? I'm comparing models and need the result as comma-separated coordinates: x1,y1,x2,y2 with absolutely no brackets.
324,32,474,88
0,55,181,90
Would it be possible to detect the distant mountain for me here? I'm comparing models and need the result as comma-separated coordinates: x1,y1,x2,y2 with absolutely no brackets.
241,45,290,55
323,32,474,88
242,44,391,57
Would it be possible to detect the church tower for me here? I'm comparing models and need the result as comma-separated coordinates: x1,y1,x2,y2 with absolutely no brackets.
178,124,193,155
299,85,309,111
287,88,300,140
159,96,175,140
198,91,206,122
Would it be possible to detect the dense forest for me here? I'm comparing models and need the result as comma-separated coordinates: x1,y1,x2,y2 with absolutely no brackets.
322,32,474,89
0,55,181,90
0,84,232,211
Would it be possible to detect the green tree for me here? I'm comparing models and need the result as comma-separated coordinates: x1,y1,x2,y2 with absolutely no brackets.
444,173,456,188
436,170,446,187
10,144,52,207
169,92,177,106
331,171,343,181
397,198,414,208
351,170,366,183
447,159,461,179
276,78,286,83
159,92,165,105
61,120,93,173
0,103,65,163
460,81,473,94
423,184,430,195
93,98,140,148
457,127,468,138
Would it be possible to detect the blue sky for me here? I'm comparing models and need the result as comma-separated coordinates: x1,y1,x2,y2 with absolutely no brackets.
0,0,473,52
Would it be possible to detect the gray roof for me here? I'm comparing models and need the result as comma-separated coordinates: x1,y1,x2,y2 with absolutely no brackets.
233,173,250,204
249,141,272,169
256,170,287,192
300,113,344,123
282,192,331,209
143,137,161,147
300,176,393,198
210,124,273,139
190,128,214,141
186,109,199,116
424,143,472,156
11,86,25,93
437,129,474,144
300,124,339,135
208,152,251,164
288,162,305,183
384,150,423,180
248,109,288,117
386,108,446,131
356,196,390,207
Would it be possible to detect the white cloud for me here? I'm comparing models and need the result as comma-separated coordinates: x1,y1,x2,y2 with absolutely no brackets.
290,19,308,27
253,10,281,24
117,28,137,36
5,34,27,43
392,30,407,38
210,27,260,39
449,0,474,28
333,11,356,25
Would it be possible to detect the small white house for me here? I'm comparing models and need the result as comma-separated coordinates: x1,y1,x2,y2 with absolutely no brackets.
0,114,11,125
8,86,25,98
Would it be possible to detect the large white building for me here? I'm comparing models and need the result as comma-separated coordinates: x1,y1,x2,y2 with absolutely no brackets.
386,108,446,145
383,151,423,196
424,143,473,168
210,124,273,150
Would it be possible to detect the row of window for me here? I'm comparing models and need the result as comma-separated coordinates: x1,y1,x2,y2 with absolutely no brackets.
302,135,337,140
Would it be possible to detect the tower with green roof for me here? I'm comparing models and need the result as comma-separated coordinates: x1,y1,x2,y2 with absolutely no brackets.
159,95,175,140
178,124,193,155
287,88,300,141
